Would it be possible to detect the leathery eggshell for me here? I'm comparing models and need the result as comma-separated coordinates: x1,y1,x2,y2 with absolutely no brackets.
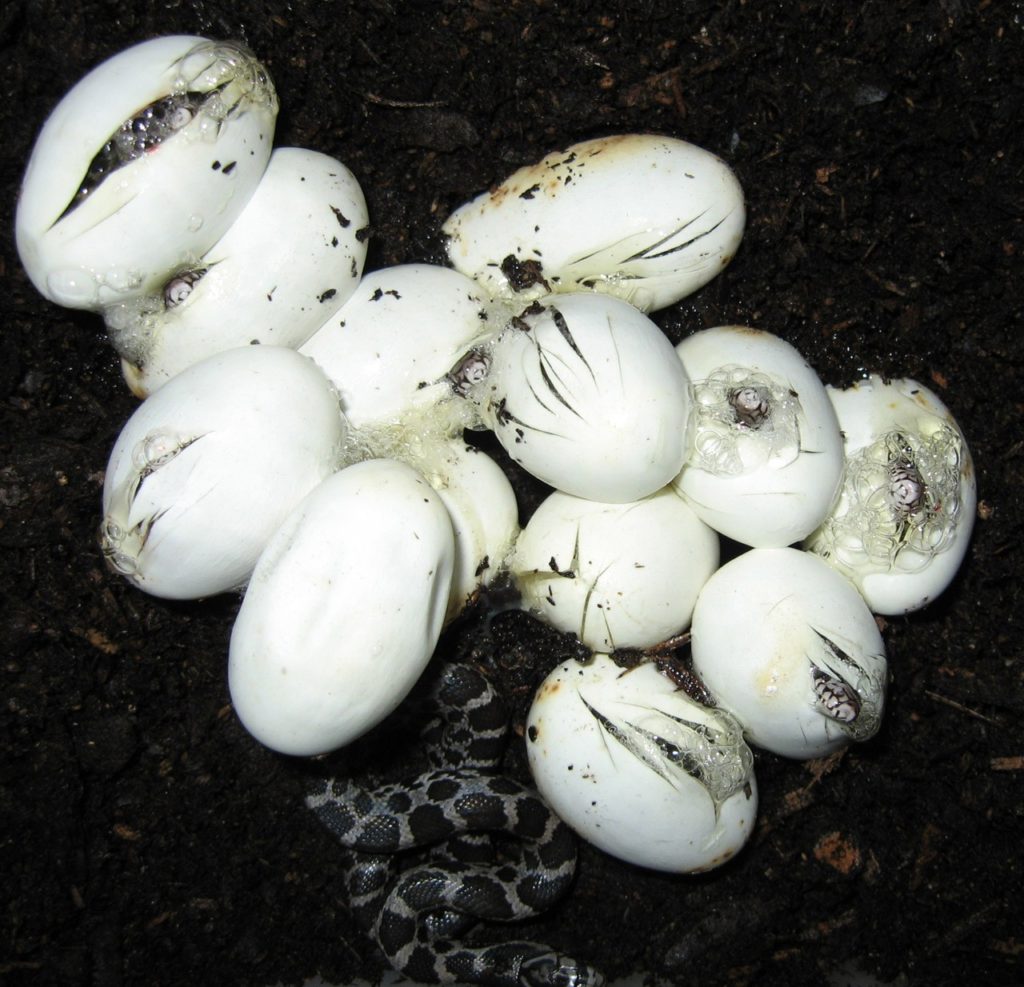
418,439,519,623
442,134,745,313
526,653,758,873
512,487,718,651
227,459,455,757
100,346,346,600
674,325,845,547
300,264,492,438
691,548,888,760
112,147,368,396
804,375,976,615
16,35,277,310
474,292,691,503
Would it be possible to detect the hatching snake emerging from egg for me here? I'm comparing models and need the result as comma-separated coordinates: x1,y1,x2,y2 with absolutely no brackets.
306,662,604,987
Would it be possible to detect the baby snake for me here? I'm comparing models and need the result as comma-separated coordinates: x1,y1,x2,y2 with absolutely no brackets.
306,661,605,987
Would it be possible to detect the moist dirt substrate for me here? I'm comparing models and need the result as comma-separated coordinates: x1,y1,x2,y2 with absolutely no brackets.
2,3,1022,986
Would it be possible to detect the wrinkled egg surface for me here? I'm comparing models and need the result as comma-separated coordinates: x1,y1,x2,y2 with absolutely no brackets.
17,36,278,309
527,653,757,872
443,134,745,313
228,458,454,757
805,375,976,614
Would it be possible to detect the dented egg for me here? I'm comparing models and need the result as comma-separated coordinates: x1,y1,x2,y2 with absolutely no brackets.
228,459,455,756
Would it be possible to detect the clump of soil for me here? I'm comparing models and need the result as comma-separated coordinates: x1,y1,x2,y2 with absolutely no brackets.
2,3,1021,986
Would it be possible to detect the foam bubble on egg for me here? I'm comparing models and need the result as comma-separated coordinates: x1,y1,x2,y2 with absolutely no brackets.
691,547,887,760
228,458,454,756
527,653,758,873
673,326,845,547
804,375,976,614
16,36,278,310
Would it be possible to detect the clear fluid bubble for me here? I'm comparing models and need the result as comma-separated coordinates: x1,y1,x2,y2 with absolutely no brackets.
47,268,100,307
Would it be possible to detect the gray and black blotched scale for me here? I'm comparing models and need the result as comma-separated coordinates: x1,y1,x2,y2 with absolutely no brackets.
306,662,605,987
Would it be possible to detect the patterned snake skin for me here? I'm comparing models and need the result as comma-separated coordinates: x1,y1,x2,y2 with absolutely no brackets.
306,662,605,986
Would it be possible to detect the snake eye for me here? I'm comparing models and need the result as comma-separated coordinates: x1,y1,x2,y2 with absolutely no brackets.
166,102,196,131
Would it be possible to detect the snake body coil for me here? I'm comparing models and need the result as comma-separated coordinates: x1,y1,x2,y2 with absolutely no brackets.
306,662,604,987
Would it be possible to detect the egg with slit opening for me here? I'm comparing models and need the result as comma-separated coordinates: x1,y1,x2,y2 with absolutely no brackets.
691,547,887,760
673,325,844,547
442,133,745,313
100,345,346,600
17,35,277,310
527,653,758,873
473,292,690,503
804,375,976,614
512,486,718,651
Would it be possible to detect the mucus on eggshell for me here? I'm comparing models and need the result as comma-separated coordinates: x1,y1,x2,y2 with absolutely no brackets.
690,547,887,759
804,375,976,614
16,35,278,310
527,653,758,873
674,325,845,547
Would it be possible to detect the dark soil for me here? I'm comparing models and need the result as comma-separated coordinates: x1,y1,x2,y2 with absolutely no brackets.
2,2,1022,986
